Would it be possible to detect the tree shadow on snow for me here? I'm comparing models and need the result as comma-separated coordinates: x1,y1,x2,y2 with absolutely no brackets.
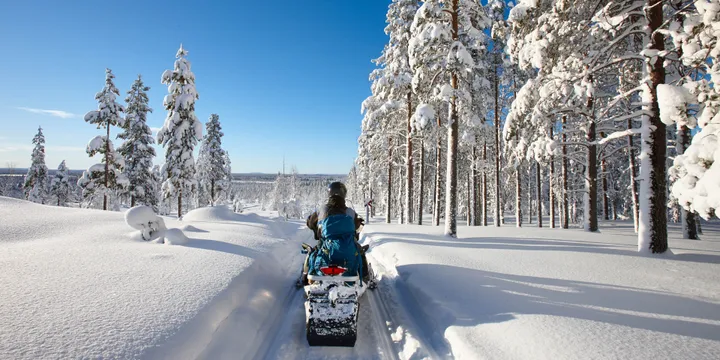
184,238,260,258
367,233,720,265
396,263,720,348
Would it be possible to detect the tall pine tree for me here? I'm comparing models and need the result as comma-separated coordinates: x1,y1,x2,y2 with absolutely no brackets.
118,75,157,209
197,114,228,206
157,45,202,218
80,68,127,210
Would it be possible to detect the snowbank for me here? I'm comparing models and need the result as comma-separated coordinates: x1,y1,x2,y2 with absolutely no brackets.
0,198,297,359
182,205,244,223
163,228,189,245
363,220,720,359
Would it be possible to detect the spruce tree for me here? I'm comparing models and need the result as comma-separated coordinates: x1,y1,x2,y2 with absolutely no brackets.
118,75,156,208
80,68,127,210
197,114,227,206
50,160,70,206
157,45,201,218
23,126,49,204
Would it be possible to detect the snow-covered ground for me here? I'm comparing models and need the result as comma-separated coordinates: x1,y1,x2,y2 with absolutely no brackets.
3,195,719,360
0,196,303,359
362,218,720,360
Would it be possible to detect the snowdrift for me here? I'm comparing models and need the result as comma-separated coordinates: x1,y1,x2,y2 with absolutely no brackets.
362,220,720,359
0,197,299,359
182,205,245,223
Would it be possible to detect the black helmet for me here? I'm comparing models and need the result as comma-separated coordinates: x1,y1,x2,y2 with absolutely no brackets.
327,181,347,199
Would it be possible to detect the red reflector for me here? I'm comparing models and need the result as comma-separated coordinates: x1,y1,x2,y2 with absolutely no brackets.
320,266,347,276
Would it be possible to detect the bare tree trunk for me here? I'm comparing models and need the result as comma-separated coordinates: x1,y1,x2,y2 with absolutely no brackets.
494,54,501,228
697,219,703,234
466,172,471,226
639,0,668,253
398,170,404,224
627,119,640,232
443,0,460,237
586,119,598,232
516,161,522,228
211,179,215,206
386,146,393,224
549,127,555,228
600,133,609,222
178,188,182,219
528,165,533,224
470,144,480,226
536,161,542,228
677,124,698,239
482,141,488,226
433,137,442,226
104,124,110,211
562,116,569,229
613,201,618,221
405,91,413,224
472,144,479,226
418,140,425,225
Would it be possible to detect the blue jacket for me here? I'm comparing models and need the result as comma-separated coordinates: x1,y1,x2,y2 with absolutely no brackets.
307,199,362,277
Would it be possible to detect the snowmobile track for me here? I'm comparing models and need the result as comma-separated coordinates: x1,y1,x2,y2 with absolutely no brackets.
258,283,401,359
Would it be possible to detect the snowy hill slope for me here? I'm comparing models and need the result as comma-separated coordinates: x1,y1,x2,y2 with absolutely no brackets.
363,220,720,360
0,197,303,359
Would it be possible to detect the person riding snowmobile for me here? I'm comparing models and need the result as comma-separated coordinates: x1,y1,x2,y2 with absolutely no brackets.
300,181,369,286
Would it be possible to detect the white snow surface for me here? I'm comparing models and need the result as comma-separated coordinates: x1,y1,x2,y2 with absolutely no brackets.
0,197,293,360
362,218,720,360
5,194,720,360
163,228,189,245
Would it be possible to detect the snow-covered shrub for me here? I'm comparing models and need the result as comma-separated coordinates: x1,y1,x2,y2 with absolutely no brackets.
125,205,167,241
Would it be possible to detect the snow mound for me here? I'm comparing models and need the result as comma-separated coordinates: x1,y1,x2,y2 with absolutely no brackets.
124,206,166,241
182,205,243,223
163,228,189,245
181,224,205,232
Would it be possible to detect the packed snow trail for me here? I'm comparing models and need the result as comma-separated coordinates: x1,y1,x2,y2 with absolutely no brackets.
199,224,408,360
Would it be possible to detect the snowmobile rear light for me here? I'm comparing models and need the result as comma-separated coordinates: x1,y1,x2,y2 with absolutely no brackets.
320,265,347,276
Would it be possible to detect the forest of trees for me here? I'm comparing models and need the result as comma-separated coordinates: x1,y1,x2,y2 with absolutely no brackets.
348,0,720,254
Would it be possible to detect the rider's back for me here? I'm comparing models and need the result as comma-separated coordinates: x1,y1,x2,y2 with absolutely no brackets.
311,196,361,276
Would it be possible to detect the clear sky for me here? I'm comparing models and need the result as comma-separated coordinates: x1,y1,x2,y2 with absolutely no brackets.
0,0,390,174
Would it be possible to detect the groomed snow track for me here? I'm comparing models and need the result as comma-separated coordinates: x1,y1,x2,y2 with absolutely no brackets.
163,221,437,360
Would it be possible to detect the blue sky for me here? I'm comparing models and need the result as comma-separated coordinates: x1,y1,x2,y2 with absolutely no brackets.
0,0,390,174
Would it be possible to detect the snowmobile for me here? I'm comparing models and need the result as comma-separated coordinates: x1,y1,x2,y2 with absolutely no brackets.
298,242,376,347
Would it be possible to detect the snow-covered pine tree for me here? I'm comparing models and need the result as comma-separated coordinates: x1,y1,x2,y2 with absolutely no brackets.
591,0,670,252
118,75,157,209
382,0,419,224
23,126,49,204
223,151,233,202
197,114,227,206
157,45,202,218
81,68,127,210
666,0,720,226
50,160,70,206
410,0,489,237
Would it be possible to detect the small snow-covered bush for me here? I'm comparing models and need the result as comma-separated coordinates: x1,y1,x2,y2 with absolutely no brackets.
125,205,166,241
